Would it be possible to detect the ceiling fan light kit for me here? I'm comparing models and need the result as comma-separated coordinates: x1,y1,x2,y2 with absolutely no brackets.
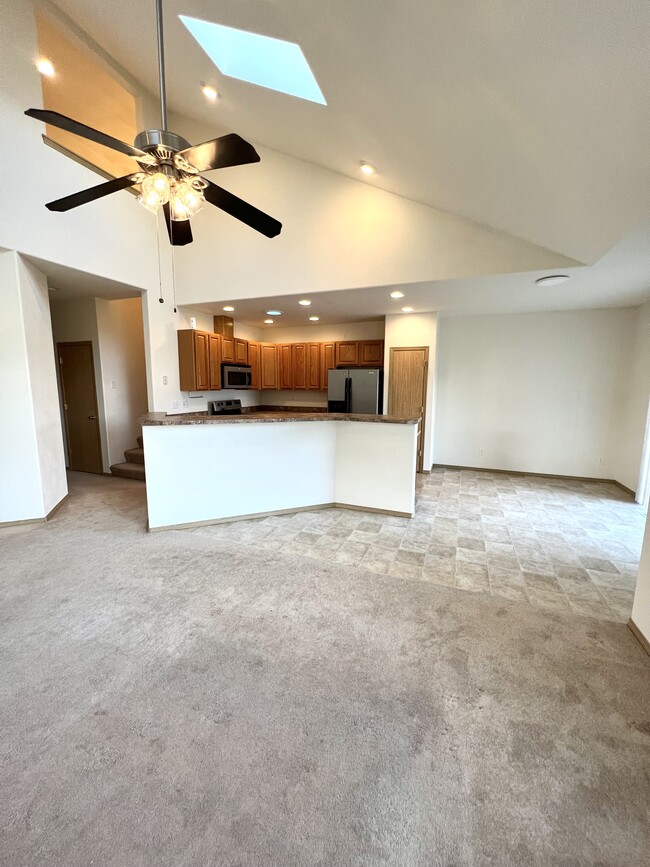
25,0,281,246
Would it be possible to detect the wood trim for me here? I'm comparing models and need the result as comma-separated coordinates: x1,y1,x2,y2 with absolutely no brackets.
628,619,650,657
148,502,413,531
431,464,636,494
46,493,70,520
0,493,70,528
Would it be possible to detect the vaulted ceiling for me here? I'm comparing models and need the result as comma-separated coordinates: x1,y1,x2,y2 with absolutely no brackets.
50,0,650,267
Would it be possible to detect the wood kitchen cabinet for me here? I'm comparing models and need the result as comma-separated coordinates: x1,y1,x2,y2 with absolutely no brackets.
320,342,335,388
260,343,279,389
178,329,210,392
359,340,384,366
291,343,307,389
307,343,321,389
221,335,236,363
248,341,260,389
208,334,222,391
335,341,359,367
278,343,293,389
235,338,248,365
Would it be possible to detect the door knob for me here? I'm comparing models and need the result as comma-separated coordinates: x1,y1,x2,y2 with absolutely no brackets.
87,415,96,420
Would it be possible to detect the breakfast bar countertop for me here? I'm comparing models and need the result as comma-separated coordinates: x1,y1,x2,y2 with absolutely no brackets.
139,411,420,426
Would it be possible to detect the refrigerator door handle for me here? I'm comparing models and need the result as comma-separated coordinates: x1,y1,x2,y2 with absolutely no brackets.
345,376,352,413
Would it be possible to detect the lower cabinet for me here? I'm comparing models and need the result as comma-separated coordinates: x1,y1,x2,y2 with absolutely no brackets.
260,343,279,389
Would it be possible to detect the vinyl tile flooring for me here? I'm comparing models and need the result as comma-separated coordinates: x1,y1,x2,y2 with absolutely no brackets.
189,468,646,623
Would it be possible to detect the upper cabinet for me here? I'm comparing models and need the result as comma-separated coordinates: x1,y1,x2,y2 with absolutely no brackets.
208,334,222,391
248,341,260,389
235,338,248,365
260,343,279,389
291,343,307,390
307,343,321,390
278,344,293,390
221,335,236,364
335,341,359,367
359,340,384,366
178,330,211,392
320,342,335,389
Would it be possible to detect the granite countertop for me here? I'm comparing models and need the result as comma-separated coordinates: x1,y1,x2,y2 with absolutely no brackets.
139,411,420,426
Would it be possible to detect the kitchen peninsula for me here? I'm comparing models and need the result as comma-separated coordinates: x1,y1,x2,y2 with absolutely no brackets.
140,411,420,530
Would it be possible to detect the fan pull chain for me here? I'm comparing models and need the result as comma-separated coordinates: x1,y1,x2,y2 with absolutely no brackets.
171,247,178,313
155,211,164,304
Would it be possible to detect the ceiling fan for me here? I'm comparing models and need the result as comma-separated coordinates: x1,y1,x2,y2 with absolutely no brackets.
25,0,282,246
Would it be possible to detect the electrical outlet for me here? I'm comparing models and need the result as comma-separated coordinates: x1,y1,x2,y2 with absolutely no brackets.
479,448,485,456
598,457,604,464
171,400,180,410
182,399,189,408
110,380,117,389
162,375,168,385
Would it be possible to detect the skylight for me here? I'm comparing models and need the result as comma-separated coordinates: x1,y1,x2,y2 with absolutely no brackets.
179,16,327,105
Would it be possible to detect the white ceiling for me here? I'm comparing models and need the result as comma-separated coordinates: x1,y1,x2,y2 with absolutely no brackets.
190,219,650,327
50,0,650,268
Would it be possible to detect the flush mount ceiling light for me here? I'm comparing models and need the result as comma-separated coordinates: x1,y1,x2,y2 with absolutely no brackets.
35,57,55,77
402,306,414,313
200,82,219,101
359,161,376,175
179,15,326,104
223,305,234,312
390,290,404,299
266,309,282,316
309,316,320,321
298,299,311,306
535,275,570,287
25,0,282,246
264,319,274,324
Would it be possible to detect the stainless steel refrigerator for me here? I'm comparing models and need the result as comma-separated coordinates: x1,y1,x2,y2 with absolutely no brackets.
327,368,384,414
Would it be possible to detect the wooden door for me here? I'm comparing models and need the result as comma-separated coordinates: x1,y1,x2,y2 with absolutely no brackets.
248,341,261,389
307,343,321,389
388,347,429,472
320,342,335,389
208,334,222,391
260,343,279,389
57,342,103,474
221,336,236,363
359,340,384,366
235,338,248,364
194,331,210,391
279,343,293,389
291,343,307,389
336,341,359,366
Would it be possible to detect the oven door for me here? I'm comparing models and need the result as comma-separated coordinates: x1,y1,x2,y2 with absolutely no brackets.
222,365,252,389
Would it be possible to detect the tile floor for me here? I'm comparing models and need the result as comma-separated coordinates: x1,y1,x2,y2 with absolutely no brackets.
190,468,646,622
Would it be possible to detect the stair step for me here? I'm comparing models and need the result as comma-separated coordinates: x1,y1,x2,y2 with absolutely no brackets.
124,447,145,465
137,435,143,449
111,462,146,482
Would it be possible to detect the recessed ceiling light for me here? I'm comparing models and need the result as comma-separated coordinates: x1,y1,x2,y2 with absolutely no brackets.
200,82,219,101
359,161,376,175
390,291,404,299
180,16,326,104
309,316,320,321
401,306,414,313
266,310,282,316
36,58,55,77
298,299,311,306
223,305,235,312
535,275,570,287
264,319,274,324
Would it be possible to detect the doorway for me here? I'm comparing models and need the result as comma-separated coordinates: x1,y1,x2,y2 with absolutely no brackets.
57,342,103,474
388,346,429,472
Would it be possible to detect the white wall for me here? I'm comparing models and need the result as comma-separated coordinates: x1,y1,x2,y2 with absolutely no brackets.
613,300,650,493
0,251,66,523
433,308,635,479
95,297,149,465
384,313,439,470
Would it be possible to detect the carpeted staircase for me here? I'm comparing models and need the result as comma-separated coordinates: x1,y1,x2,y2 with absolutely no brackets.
110,435,145,481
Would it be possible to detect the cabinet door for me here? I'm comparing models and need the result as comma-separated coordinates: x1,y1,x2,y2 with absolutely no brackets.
359,340,384,366
194,331,210,391
307,343,321,389
335,340,359,366
248,341,260,389
235,338,248,365
278,343,293,389
260,343,279,389
208,334,222,390
320,342,335,389
291,343,307,389
221,336,235,363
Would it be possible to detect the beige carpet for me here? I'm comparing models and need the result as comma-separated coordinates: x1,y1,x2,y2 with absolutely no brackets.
1,472,649,866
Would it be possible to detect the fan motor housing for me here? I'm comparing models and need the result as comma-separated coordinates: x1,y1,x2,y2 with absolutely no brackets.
134,129,191,153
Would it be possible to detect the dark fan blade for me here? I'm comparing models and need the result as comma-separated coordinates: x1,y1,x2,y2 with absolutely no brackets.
25,108,147,159
177,134,260,173
46,175,139,212
162,203,193,246
203,181,282,238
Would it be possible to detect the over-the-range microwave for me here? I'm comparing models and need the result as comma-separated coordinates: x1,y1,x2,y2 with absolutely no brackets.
222,364,252,389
